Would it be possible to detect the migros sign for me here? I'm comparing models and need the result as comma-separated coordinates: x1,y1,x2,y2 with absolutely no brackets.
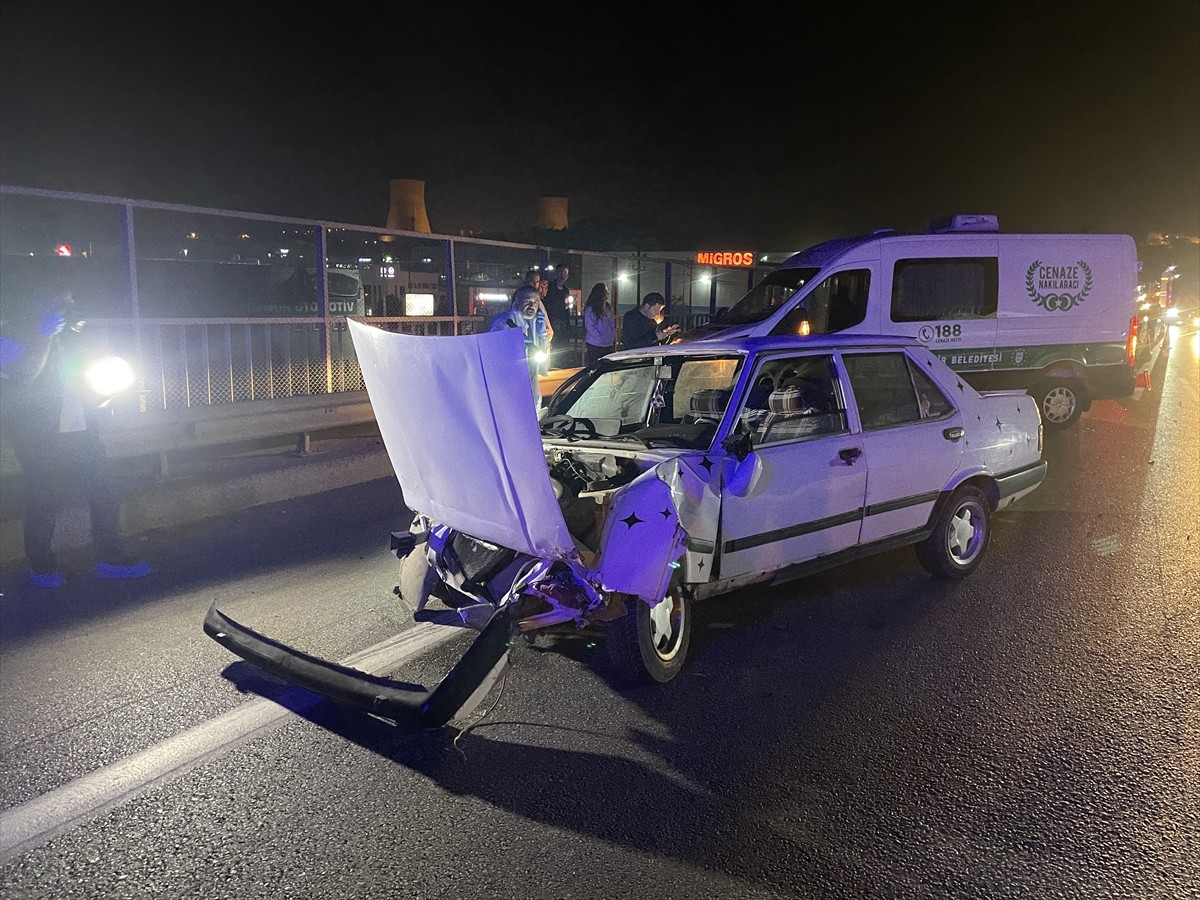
695,251,756,267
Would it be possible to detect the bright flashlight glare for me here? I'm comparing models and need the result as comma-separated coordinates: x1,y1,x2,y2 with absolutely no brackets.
84,355,135,396
533,351,548,364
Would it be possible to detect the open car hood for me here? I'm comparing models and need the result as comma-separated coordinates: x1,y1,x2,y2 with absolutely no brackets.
348,319,576,559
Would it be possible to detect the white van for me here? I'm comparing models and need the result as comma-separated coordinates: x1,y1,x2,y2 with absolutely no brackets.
680,215,1165,428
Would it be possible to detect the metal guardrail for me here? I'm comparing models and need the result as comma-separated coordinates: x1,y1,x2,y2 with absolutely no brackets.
98,390,375,460
91,363,589,472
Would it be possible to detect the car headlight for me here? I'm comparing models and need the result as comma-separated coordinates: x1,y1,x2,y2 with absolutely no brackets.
533,350,548,364
84,355,135,397
1165,307,1180,322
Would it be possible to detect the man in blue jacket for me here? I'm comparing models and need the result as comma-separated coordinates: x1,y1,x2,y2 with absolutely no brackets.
489,284,550,398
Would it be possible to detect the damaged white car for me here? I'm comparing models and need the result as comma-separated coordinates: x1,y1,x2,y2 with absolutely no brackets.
205,322,1046,727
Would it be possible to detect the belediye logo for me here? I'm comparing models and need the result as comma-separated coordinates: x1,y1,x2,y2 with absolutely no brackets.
1026,260,1093,311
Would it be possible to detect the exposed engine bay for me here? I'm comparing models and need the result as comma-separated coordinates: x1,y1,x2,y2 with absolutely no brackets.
546,448,644,557
407,446,653,636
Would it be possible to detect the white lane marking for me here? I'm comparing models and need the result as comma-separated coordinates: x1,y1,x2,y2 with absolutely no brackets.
0,621,463,862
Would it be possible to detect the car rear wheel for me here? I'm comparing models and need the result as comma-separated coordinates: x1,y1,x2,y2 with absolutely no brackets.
1034,378,1085,429
604,581,691,686
916,486,992,579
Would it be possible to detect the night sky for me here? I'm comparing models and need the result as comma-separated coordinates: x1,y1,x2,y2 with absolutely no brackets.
1,1,1197,252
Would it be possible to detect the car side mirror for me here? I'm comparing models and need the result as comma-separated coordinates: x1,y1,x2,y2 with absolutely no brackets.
726,447,762,497
721,430,752,462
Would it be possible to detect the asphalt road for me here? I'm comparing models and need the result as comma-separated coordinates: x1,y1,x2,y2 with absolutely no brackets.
1,329,1197,900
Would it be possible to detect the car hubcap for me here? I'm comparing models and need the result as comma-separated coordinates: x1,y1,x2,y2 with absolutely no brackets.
647,589,685,661
948,503,984,563
1043,387,1076,423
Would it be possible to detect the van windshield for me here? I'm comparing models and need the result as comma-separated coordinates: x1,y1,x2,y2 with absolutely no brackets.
718,268,820,325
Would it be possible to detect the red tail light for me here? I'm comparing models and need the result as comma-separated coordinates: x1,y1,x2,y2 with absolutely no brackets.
1126,313,1138,366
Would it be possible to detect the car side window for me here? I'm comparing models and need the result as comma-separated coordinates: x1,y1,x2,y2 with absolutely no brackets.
843,352,926,430
735,354,848,446
907,359,953,419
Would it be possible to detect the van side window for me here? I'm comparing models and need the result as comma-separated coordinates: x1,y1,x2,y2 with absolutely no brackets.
770,269,871,336
890,258,998,322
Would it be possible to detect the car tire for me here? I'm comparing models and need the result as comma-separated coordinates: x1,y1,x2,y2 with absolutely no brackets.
1033,378,1085,430
604,581,691,686
915,485,992,579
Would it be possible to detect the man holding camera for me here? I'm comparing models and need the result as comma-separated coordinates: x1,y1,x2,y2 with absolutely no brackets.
620,291,679,350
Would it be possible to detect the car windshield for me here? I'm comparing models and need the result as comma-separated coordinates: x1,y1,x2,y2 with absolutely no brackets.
717,268,820,325
547,354,745,449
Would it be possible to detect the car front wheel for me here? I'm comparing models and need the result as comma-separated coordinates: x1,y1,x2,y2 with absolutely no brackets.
915,486,992,579
604,581,691,686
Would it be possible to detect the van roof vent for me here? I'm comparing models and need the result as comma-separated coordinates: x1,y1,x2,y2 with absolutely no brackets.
927,214,999,233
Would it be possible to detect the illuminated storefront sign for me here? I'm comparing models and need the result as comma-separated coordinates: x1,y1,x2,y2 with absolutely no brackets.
405,292,435,316
695,251,755,267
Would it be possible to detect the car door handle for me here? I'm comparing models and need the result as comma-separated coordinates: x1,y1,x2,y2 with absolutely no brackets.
838,447,862,465
943,427,965,441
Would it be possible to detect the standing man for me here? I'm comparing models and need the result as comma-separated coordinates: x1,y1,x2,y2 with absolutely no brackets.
0,285,153,587
542,264,572,364
489,284,551,400
620,291,680,350
522,267,555,349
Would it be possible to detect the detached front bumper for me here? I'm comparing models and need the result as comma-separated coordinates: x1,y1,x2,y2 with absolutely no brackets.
203,602,513,728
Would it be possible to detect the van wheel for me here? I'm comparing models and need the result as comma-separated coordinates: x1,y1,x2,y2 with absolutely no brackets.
915,486,991,579
1034,379,1084,429
604,582,691,686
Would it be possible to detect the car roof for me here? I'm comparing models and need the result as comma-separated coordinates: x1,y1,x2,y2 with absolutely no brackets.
605,333,923,359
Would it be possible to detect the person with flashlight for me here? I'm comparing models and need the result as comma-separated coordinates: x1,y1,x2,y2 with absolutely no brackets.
488,284,550,401
0,285,152,588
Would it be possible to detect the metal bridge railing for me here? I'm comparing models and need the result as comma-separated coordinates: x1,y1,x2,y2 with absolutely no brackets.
87,316,489,411
2,185,744,425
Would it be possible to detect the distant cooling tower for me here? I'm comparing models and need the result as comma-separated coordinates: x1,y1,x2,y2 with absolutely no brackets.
385,179,432,234
537,196,569,230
